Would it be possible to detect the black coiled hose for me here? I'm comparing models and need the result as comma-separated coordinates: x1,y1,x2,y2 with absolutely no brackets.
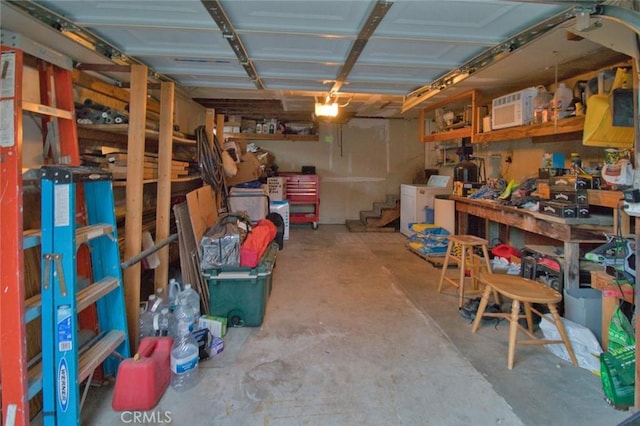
195,125,229,213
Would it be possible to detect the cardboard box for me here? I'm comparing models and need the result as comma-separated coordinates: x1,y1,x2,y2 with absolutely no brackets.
225,152,262,187
267,177,287,201
270,200,290,240
539,200,577,218
563,288,602,343
210,336,224,356
198,315,227,338
536,180,550,199
550,190,588,204
549,175,592,191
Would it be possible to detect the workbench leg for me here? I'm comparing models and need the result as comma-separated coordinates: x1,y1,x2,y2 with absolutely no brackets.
457,211,468,234
563,242,580,290
509,228,525,250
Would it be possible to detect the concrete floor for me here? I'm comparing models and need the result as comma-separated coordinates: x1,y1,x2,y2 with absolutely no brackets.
77,225,631,425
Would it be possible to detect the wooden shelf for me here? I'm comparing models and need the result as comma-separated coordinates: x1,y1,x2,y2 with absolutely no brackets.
422,127,473,143
112,175,202,186
225,132,318,142
473,115,584,144
420,90,477,143
78,124,195,144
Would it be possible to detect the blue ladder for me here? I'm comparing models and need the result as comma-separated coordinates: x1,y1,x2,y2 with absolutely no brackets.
40,165,130,425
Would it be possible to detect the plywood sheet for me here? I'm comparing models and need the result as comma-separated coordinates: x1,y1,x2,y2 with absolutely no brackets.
186,185,218,243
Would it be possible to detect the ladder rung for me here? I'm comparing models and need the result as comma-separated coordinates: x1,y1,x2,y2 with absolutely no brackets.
77,276,119,313
27,360,43,399
22,101,74,120
25,294,42,323
23,229,41,249
78,330,125,383
76,224,113,246
0,358,42,400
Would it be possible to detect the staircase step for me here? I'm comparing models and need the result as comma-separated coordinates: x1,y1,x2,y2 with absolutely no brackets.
359,210,378,223
385,194,401,205
372,200,398,214
365,208,400,227
358,193,401,226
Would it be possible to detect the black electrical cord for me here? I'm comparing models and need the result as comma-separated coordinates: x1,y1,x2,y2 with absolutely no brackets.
195,125,229,213
613,199,634,305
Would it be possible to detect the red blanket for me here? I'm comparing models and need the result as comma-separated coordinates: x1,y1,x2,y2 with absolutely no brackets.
240,219,277,267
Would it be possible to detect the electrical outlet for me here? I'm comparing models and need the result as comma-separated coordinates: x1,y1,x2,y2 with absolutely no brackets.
623,201,640,216
505,150,513,163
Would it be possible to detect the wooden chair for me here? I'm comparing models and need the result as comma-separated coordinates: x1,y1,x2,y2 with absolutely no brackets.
471,273,578,370
437,235,492,308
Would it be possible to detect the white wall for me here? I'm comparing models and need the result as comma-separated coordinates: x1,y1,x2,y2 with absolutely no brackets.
256,118,423,224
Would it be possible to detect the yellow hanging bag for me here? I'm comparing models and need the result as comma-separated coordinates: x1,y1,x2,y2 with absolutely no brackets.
582,67,635,148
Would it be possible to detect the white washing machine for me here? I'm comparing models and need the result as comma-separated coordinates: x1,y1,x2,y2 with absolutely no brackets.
400,175,452,236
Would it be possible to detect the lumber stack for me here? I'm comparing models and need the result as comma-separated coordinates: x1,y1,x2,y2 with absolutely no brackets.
81,147,192,180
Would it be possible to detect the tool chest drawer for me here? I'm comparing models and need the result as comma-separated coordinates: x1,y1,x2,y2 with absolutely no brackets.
282,174,318,202
279,173,320,229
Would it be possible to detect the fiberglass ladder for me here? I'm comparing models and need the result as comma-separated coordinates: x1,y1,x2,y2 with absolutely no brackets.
40,165,130,425
1,38,89,426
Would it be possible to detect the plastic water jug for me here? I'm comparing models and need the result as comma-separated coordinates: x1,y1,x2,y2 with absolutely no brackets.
153,308,172,337
177,284,201,327
168,278,182,309
170,323,199,391
139,295,160,339
172,298,195,335
553,83,573,119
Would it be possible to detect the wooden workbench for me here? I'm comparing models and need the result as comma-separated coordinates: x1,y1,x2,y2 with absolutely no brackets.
451,196,614,290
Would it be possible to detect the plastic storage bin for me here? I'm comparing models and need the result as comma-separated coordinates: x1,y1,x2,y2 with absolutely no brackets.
202,242,278,327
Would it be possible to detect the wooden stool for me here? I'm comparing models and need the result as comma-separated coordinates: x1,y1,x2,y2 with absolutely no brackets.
437,235,492,308
472,273,578,370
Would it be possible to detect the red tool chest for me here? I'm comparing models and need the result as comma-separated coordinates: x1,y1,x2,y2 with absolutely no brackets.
279,173,320,229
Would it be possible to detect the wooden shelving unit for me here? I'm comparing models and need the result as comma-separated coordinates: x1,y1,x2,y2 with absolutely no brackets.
473,115,584,144
225,132,318,142
420,90,477,143
78,123,196,145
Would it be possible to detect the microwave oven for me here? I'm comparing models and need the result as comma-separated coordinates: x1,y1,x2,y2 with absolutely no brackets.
491,87,538,130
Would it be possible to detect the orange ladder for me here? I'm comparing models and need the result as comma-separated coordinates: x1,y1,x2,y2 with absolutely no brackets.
0,38,85,426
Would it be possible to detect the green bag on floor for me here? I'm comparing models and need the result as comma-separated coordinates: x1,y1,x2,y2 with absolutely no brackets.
601,345,635,409
601,306,636,409
608,306,635,350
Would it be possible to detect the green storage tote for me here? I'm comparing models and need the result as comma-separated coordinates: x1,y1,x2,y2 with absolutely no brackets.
202,242,278,327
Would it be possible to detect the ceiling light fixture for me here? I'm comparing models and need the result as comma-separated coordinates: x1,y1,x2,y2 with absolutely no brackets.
315,102,339,118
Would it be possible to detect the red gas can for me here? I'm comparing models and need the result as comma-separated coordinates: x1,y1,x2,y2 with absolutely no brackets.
112,336,173,411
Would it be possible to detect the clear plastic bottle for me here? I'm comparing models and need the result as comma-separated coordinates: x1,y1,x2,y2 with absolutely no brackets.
172,298,195,335
139,294,158,339
155,287,169,312
154,307,172,337
168,278,182,310
177,284,201,328
553,82,573,119
147,294,162,314
170,323,200,391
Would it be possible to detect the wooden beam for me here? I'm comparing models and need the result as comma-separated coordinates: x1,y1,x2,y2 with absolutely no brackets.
123,64,148,352
72,69,161,114
75,64,131,73
205,108,215,147
154,82,175,296
216,113,225,148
